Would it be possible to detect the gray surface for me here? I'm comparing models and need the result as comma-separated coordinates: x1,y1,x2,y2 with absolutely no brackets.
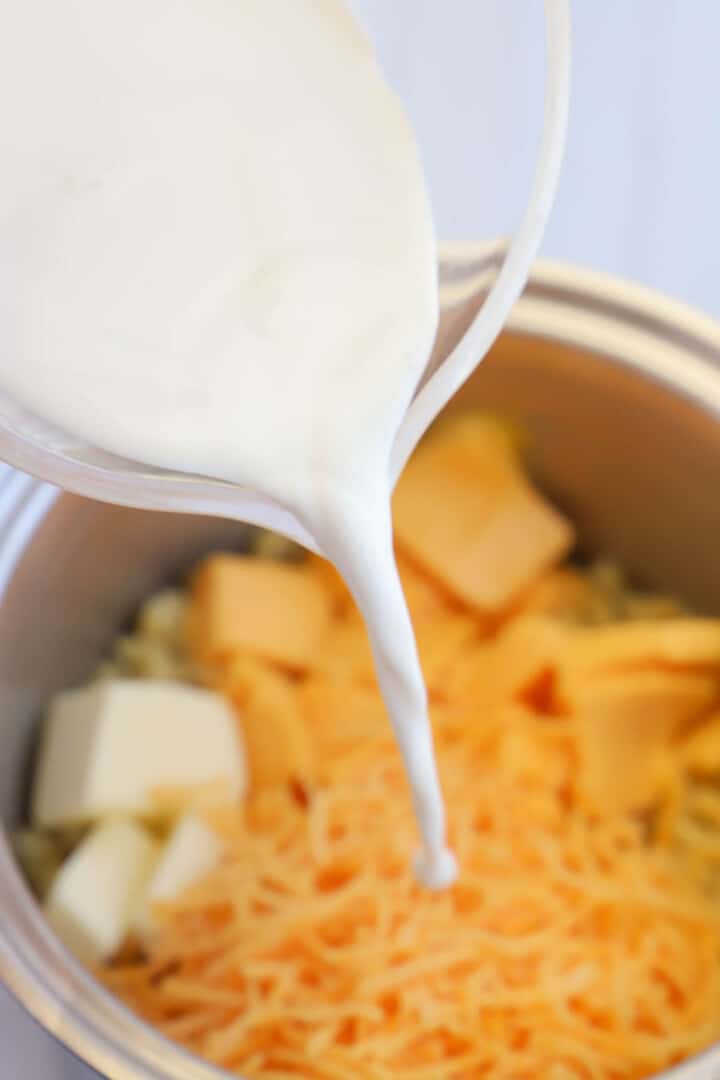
0,985,97,1078
355,0,720,317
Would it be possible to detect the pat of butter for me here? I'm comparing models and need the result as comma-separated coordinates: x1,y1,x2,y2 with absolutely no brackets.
32,679,246,827
45,818,159,965
135,813,222,938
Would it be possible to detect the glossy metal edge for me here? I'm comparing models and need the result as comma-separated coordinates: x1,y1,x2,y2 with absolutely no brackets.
3,246,720,1079
0,481,228,1080
440,241,720,417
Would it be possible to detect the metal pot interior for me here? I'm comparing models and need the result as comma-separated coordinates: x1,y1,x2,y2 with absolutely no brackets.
1,316,720,1079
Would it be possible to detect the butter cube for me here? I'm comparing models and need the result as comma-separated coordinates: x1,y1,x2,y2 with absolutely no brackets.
45,818,159,965
135,813,222,937
32,679,246,827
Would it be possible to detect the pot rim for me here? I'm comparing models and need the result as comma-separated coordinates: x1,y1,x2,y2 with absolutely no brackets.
3,245,720,1080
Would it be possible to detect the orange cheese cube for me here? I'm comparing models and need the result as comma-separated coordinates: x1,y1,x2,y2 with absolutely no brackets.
569,671,718,814
559,619,720,688
416,613,479,697
311,607,478,699
393,423,573,613
190,554,334,672
223,656,314,790
517,568,601,624
300,679,389,744
446,615,570,708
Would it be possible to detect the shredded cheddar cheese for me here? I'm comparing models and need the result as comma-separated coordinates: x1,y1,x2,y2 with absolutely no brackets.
104,694,720,1079
102,414,720,1079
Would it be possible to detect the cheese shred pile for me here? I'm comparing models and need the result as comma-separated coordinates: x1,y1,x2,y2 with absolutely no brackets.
102,416,720,1079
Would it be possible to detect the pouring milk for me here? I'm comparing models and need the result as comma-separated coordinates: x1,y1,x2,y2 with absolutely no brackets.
0,0,567,888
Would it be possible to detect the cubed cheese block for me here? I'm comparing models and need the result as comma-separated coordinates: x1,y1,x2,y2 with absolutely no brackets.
517,568,602,624
223,656,314,789
32,679,246,827
393,419,574,613
445,615,570,707
45,818,159,965
559,619,720,687
300,678,389,745
135,813,222,938
570,671,718,813
311,607,478,700
189,554,334,672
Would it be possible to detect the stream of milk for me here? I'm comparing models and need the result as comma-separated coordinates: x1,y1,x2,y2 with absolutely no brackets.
0,0,459,884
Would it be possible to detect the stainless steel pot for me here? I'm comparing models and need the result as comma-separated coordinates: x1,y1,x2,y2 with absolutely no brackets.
2,247,720,1079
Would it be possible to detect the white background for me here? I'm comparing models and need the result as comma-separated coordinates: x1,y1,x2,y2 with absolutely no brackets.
353,0,720,315
4,2,720,1076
